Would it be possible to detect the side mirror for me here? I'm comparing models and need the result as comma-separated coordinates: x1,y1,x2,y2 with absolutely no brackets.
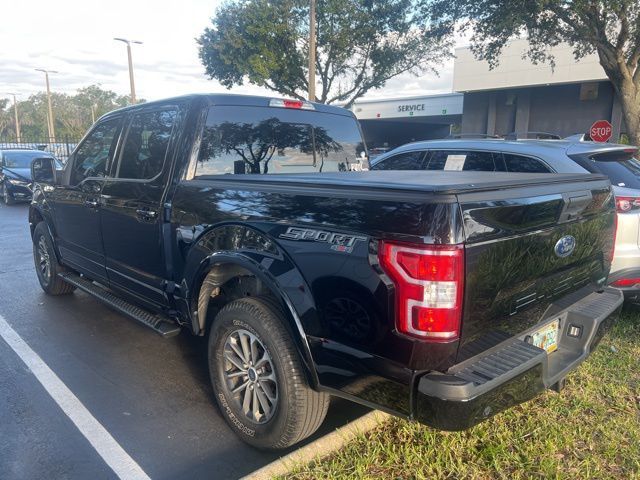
31,157,56,184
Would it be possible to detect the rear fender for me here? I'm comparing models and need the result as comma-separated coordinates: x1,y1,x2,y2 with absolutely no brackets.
181,223,320,387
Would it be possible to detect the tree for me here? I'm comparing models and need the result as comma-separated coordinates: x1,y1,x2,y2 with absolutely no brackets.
0,85,130,140
197,0,451,108
428,0,640,145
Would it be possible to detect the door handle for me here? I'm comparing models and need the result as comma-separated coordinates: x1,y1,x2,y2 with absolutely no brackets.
84,199,99,208
136,208,158,219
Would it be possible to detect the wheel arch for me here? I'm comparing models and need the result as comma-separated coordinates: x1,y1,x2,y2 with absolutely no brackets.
181,224,321,388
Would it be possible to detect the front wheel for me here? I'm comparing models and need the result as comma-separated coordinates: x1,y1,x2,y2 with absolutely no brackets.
32,222,76,295
209,297,329,450
1,183,15,205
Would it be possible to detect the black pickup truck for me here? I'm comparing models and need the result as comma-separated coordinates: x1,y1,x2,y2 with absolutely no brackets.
29,94,622,450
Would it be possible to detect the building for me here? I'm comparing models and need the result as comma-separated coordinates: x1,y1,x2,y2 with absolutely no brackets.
351,93,463,149
352,38,626,149
454,39,624,140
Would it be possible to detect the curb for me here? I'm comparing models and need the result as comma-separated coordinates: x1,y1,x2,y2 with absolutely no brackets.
241,410,391,480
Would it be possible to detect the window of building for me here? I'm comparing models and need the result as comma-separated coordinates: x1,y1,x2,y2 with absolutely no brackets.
503,153,552,173
371,151,426,170
116,109,177,180
71,118,122,185
195,106,364,176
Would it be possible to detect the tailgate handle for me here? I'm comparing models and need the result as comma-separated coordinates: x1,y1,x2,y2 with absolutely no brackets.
559,191,592,222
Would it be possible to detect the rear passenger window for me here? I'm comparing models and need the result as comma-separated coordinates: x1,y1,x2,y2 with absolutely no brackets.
116,109,177,180
426,150,501,171
503,153,551,173
372,151,425,170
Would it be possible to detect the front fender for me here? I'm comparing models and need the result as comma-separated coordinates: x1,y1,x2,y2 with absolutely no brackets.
180,223,321,387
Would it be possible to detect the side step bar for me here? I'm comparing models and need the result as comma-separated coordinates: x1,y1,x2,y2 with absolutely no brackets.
58,272,181,338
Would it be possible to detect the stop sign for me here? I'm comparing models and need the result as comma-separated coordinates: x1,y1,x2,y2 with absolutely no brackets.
590,120,613,143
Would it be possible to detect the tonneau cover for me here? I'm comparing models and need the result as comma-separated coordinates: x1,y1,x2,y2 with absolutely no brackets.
196,171,609,194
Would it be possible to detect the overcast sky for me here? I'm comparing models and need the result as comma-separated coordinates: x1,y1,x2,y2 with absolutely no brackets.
2,0,457,104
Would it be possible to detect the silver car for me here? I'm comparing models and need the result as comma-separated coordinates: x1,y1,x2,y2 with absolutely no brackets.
370,137,640,301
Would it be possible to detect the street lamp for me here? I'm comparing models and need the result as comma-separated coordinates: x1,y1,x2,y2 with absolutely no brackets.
5,93,21,143
114,37,143,104
35,68,58,143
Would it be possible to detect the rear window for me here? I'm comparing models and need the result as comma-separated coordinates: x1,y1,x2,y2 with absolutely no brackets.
195,106,364,176
583,157,640,189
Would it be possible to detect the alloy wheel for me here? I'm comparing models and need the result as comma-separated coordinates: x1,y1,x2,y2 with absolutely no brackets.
37,236,51,281
222,328,278,424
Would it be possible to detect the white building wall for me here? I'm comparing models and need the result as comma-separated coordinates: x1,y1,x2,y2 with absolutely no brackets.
352,93,463,120
453,39,608,92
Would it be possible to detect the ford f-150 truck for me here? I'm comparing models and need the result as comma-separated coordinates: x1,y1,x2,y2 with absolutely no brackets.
28,94,622,450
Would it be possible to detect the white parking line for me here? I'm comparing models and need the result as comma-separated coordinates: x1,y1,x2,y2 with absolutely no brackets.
0,313,151,480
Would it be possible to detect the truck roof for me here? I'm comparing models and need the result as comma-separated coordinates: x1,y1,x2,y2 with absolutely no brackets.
102,93,355,119
198,170,609,195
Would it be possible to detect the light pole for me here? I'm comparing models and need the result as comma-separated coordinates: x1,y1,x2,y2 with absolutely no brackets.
114,37,143,104
308,0,317,102
6,93,21,142
35,68,58,143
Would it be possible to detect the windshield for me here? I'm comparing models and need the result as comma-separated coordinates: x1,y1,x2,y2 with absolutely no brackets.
2,151,55,169
586,157,640,189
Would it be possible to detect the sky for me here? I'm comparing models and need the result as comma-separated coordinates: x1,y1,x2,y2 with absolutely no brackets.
1,0,457,104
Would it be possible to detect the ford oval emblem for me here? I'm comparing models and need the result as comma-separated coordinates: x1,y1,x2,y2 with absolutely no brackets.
554,235,576,258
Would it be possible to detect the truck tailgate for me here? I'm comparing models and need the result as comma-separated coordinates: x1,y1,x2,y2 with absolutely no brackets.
456,175,616,360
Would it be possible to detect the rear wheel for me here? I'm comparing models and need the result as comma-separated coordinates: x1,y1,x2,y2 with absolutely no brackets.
32,222,76,295
209,297,329,450
1,183,15,205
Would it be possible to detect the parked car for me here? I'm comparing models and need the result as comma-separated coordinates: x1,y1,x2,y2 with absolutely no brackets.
371,138,640,301
0,149,61,205
29,94,622,450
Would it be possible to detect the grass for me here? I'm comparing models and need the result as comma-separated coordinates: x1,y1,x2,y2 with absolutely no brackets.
282,307,640,480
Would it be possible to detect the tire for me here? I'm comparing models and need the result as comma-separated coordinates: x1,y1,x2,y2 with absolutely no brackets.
209,296,329,450
32,222,76,295
2,183,15,205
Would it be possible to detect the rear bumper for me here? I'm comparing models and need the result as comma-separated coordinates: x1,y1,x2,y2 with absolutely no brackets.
413,287,623,431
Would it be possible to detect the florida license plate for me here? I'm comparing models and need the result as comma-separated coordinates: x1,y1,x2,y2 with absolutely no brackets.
530,319,560,353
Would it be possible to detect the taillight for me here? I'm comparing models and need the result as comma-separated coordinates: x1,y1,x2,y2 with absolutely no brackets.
610,211,617,262
378,241,464,341
615,196,640,213
611,278,640,287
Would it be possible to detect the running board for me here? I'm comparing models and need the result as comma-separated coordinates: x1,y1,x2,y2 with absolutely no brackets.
58,272,181,338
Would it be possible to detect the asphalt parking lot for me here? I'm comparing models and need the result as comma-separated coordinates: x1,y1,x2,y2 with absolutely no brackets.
0,202,369,480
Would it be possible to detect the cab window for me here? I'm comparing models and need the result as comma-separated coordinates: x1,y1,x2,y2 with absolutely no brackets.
116,109,177,180
371,151,426,170
195,106,364,176
71,118,122,185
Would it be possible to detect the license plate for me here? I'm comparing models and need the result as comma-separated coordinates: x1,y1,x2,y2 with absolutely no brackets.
530,319,560,353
